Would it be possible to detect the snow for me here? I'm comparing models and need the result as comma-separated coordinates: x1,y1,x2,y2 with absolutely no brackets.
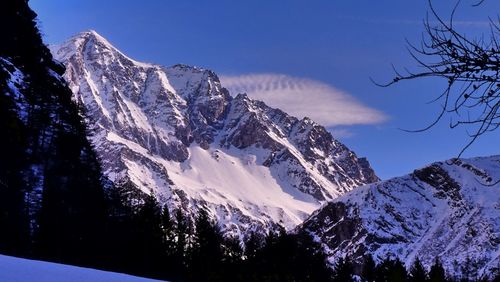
0,255,165,282
304,155,500,277
162,145,319,226
1,57,28,121
106,128,320,228
69,30,154,69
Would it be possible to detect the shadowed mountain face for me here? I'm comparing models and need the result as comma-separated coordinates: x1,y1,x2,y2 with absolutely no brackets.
51,30,378,235
300,155,500,277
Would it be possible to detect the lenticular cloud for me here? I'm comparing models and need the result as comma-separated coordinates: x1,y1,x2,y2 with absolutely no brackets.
220,73,387,127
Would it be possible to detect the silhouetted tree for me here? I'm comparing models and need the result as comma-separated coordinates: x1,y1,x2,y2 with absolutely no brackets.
160,203,177,279
0,66,29,255
36,125,108,265
161,204,175,255
332,256,355,282
172,208,191,279
460,256,479,282
429,257,447,282
376,257,408,282
223,236,244,265
244,231,264,261
492,271,500,282
245,229,333,282
409,257,428,282
134,193,165,277
188,208,225,281
362,254,377,282
102,182,138,273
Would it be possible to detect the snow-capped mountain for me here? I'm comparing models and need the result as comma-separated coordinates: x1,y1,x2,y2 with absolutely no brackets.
300,155,500,277
51,30,378,235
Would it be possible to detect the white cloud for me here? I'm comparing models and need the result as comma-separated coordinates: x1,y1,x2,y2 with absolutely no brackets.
220,73,387,127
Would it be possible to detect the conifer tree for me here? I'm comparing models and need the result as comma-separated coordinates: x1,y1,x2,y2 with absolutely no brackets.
332,256,355,282
34,110,108,266
188,208,224,281
246,229,333,282
409,257,428,282
244,231,264,261
492,271,500,282
134,193,164,277
376,257,408,282
103,182,138,273
0,66,29,255
362,254,377,282
292,232,334,282
223,236,244,265
160,204,175,260
429,257,447,282
390,258,408,282
460,256,480,282
173,208,190,279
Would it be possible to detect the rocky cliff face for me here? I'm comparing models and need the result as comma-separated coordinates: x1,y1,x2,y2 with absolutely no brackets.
300,155,500,277
51,30,378,235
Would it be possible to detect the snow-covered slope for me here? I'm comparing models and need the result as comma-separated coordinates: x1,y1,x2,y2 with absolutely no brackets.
0,255,164,282
301,155,500,277
51,30,378,235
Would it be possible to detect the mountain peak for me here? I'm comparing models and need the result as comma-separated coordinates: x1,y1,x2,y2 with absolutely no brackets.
61,29,111,51
77,29,112,47
52,30,154,69
81,29,100,36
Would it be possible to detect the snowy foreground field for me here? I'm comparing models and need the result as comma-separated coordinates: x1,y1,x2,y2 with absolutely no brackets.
0,255,166,282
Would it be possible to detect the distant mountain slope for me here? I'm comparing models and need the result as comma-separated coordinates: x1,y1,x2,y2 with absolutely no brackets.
0,255,165,282
51,30,378,234
301,155,500,277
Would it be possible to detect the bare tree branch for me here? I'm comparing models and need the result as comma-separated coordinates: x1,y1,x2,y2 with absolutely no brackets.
375,0,499,157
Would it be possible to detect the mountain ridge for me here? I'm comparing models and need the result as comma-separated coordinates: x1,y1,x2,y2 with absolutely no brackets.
300,155,500,277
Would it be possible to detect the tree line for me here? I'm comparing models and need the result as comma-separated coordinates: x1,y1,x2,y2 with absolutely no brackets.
332,254,497,282
100,189,332,281
94,190,500,282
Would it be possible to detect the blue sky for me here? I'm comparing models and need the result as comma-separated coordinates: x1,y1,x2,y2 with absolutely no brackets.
31,0,499,179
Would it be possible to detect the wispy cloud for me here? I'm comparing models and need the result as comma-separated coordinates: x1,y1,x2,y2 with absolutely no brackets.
336,15,492,28
220,73,387,127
